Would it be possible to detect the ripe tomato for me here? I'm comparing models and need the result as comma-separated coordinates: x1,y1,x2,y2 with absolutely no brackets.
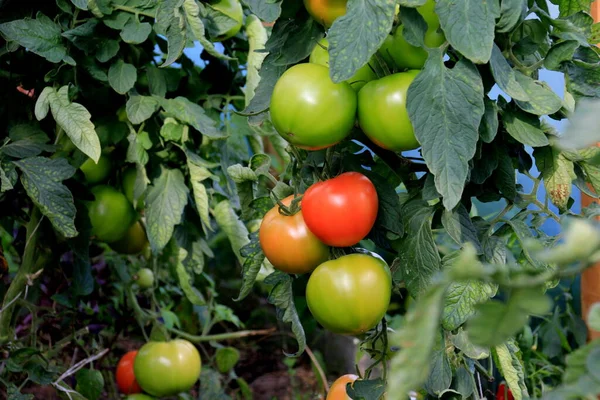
259,196,330,274
88,186,136,243
496,383,515,400
134,339,202,397
304,0,347,27
302,172,378,247
306,253,391,334
309,38,376,92
327,374,358,400
208,0,243,41
115,351,142,394
109,221,149,255
269,63,357,150
358,71,420,152
80,154,111,184
135,268,155,289
378,0,445,70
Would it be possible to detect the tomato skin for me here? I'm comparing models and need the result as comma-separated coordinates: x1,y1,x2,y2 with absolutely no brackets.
208,0,243,41
116,351,142,395
135,268,154,289
88,186,135,243
304,0,347,27
302,172,378,247
270,63,357,150
327,374,357,400
80,154,111,184
134,339,202,397
259,196,330,274
358,71,420,152
109,221,149,255
125,395,154,400
496,383,515,400
309,38,376,92
306,254,391,335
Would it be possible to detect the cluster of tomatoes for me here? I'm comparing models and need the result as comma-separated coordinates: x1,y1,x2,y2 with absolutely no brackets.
80,154,149,256
115,340,202,399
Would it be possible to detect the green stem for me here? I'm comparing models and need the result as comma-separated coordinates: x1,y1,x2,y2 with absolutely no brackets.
113,4,156,18
167,326,276,342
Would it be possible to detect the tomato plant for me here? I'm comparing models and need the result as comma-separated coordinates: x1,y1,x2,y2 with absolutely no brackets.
269,63,357,150
134,339,202,397
208,0,244,41
302,172,378,247
87,185,136,243
115,351,142,395
259,195,330,274
80,154,112,184
327,374,357,400
304,0,347,27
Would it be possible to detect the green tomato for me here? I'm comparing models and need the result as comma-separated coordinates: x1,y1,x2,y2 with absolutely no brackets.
125,395,154,400
270,63,357,150
80,154,111,184
304,0,347,27
358,70,420,152
88,186,136,243
109,221,149,255
306,253,392,335
135,267,154,289
134,339,202,397
309,38,376,92
208,0,243,41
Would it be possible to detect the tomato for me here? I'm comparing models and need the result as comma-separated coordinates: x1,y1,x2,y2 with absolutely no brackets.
358,71,420,152
378,0,445,70
302,172,378,247
115,351,142,394
259,196,330,274
208,0,243,41
309,38,376,92
496,383,515,400
134,339,202,397
80,154,111,184
125,395,154,400
135,268,154,289
109,221,149,255
327,374,357,400
304,0,347,27
306,253,391,334
270,63,357,150
88,185,135,243
121,167,142,209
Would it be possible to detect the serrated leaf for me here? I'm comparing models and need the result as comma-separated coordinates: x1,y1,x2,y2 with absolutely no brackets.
328,0,396,82
424,335,452,396
442,203,482,253
489,44,529,101
158,97,224,138
503,107,549,147
451,328,489,359
265,12,323,66
436,0,499,64
534,146,576,210
126,95,160,125
120,19,152,44
245,15,269,106
146,168,189,253
14,157,77,238
176,248,205,305
108,60,137,94
514,73,563,116
2,125,52,158
185,0,236,61
187,155,213,234
235,232,266,301
213,200,250,264
242,0,281,22
407,52,484,210
494,340,528,400
443,280,497,331
555,0,594,17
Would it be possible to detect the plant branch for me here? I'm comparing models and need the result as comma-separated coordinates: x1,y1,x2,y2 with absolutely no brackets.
167,326,276,342
53,348,109,385
305,344,329,394
113,5,156,18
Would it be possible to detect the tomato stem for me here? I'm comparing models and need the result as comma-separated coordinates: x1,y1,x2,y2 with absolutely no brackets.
167,326,276,342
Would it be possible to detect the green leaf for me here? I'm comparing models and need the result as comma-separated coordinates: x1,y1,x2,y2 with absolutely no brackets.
235,232,266,301
494,340,528,400
104,11,132,30
451,328,489,359
424,335,452,396
328,0,396,82
242,0,282,22
184,0,236,61
75,369,104,400
442,203,482,253
0,13,67,63
264,271,306,356
126,95,160,125
108,60,138,95
554,0,594,17
126,131,152,165
588,303,600,332
407,52,484,210
514,73,563,116
545,40,580,71
443,280,497,331
70,0,88,9
213,200,250,265
243,54,288,115
503,107,549,147
1,125,52,158
35,86,101,162
489,44,529,101
534,146,576,211
158,97,223,138
394,200,441,296
346,379,386,400
216,347,241,373
69,202,94,296
388,283,445,399
494,147,517,201
6,385,33,400
146,168,189,253
245,15,269,106
496,0,526,33
120,19,152,44
187,153,213,234
479,99,499,143
436,0,499,64
398,0,427,5
146,66,167,97
176,248,205,305
265,12,323,66
14,157,77,238
399,6,427,47
199,368,232,400
95,39,120,62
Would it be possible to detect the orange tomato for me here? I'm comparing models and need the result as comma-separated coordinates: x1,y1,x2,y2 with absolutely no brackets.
116,351,142,394
327,374,358,400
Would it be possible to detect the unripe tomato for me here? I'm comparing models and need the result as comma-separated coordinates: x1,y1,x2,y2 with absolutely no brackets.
358,71,420,152
304,0,347,27
208,0,244,41
270,63,357,150
126,395,154,400
306,254,391,334
259,196,330,274
327,374,357,400
115,351,142,394
134,339,202,397
302,172,378,247
80,154,111,184
135,268,154,289
309,38,376,92
88,186,136,243
109,221,149,255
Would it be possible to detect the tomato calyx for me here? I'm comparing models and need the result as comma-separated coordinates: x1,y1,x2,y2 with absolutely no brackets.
274,195,302,216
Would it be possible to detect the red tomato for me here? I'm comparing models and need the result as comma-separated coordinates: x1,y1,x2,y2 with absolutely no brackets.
496,383,515,400
302,172,378,247
327,374,358,400
116,351,142,394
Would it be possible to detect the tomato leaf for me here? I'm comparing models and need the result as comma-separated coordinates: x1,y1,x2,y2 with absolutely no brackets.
436,0,499,64
214,200,251,265
68,202,94,296
245,15,269,105
264,271,306,356
346,379,386,400
215,347,241,373
534,146,576,211
96,39,120,62
489,44,529,101
493,147,517,201
451,328,490,359
545,40,580,71
1,125,53,159
493,339,528,400
328,0,396,83
146,168,189,253
442,203,482,253
398,0,427,7
424,334,452,396
75,369,104,400
503,106,549,147
120,19,152,44
186,0,236,61
242,0,282,22
554,0,594,17
176,248,206,305
187,153,214,234
479,99,499,143
126,95,160,125
108,59,137,95
407,51,484,210
13,157,77,238
235,233,267,302
514,73,563,116
157,96,224,138
398,6,426,47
